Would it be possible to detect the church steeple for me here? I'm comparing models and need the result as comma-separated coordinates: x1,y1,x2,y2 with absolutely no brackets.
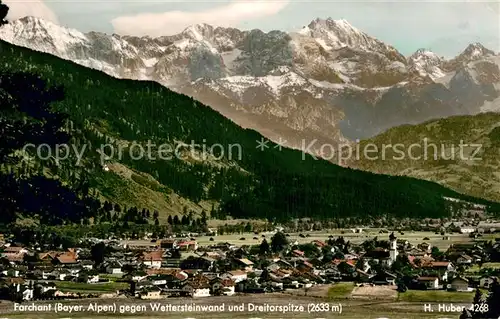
389,232,398,263
389,232,396,242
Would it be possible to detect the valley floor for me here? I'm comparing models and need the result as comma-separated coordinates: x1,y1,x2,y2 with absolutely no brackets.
122,229,480,250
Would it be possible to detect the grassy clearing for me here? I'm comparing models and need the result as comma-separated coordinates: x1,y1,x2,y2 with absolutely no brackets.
56,281,128,293
192,230,473,250
327,282,355,299
398,290,474,302
99,274,124,282
123,230,474,252
467,262,500,273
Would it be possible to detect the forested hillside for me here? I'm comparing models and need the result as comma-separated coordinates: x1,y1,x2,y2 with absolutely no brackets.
350,112,500,203
1,39,498,223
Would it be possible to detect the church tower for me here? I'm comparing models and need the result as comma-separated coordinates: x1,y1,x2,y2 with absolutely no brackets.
389,232,398,262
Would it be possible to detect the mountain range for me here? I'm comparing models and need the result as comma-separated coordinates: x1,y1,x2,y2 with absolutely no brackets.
3,37,494,221
1,15,500,209
1,16,499,156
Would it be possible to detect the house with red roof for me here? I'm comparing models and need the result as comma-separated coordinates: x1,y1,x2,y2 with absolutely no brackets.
177,240,198,251
140,250,163,269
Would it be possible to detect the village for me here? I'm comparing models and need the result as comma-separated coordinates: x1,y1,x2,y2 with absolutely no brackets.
0,222,498,305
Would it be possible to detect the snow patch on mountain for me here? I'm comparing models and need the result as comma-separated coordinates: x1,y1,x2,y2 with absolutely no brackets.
480,95,500,112
204,71,308,96
1,16,87,56
221,49,242,72
462,42,496,59
408,48,445,81
300,18,379,51
143,58,158,68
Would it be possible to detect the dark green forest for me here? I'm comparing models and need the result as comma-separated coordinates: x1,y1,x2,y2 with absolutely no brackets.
0,37,499,226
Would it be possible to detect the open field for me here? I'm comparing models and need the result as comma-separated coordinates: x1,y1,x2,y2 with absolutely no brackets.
352,285,398,300
123,229,475,251
0,292,475,319
327,283,356,299
467,262,500,273
398,290,474,303
56,281,128,293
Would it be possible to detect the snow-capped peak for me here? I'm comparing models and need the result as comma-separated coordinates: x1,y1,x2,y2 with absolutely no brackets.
0,16,87,56
303,17,362,39
298,17,391,53
9,16,86,40
310,17,359,33
181,23,214,41
410,48,441,62
408,48,445,81
459,42,495,60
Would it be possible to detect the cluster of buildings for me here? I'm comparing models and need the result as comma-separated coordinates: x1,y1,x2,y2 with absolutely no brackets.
0,231,498,301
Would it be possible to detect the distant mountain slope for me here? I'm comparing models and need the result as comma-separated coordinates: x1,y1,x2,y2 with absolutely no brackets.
1,39,497,220
349,112,500,202
1,17,499,155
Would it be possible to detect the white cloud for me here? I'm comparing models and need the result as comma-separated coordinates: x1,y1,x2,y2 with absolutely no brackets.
111,0,290,37
4,0,59,24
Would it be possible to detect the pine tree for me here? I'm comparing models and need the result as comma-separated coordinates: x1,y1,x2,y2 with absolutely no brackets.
486,277,500,318
201,210,207,226
471,288,484,318
259,239,270,255
270,232,288,253
181,215,189,226
173,215,180,225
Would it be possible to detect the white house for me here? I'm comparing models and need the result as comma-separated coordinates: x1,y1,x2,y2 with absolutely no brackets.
460,227,475,234
211,278,236,296
449,277,471,292
177,240,198,251
141,251,163,269
456,255,473,265
139,287,162,299
129,271,148,282
182,282,210,297
68,268,81,276
225,270,247,283
86,274,100,284
22,287,34,301
236,258,254,271
150,278,167,286
80,260,94,270
417,277,439,290
422,262,455,282
105,261,123,274
142,259,162,269
480,276,498,289
42,269,70,281
36,282,57,294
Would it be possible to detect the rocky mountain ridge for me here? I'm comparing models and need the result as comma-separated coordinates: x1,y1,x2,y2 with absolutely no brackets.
1,16,499,155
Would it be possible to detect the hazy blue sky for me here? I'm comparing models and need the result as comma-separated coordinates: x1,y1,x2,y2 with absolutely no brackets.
5,0,500,57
